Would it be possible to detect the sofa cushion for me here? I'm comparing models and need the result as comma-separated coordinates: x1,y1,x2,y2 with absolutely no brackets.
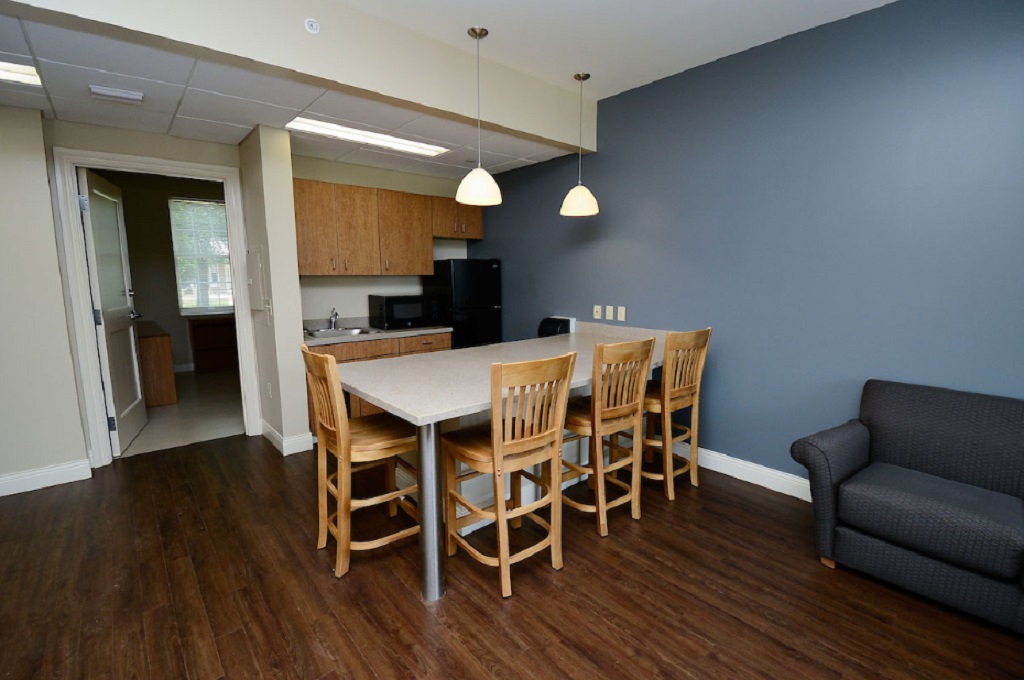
838,462,1024,580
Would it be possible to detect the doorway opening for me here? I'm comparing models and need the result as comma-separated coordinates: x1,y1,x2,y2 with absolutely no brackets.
52,148,261,468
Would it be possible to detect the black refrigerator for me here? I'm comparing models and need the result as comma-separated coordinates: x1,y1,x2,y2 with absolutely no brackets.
422,259,502,349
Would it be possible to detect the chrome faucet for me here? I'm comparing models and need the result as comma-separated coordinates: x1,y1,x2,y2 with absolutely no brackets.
329,308,339,329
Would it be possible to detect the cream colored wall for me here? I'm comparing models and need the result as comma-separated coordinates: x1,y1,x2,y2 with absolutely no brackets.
44,120,239,168
13,0,596,151
291,155,468,320
240,127,307,446
0,106,89,476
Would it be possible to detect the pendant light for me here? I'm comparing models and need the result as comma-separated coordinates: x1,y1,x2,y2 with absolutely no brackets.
456,27,502,206
560,73,599,217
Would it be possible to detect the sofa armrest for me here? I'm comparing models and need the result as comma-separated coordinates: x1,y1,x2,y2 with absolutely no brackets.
791,419,871,559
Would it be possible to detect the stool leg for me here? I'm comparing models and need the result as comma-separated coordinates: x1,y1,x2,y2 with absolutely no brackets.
549,456,563,570
643,414,655,465
335,455,352,577
444,448,458,557
494,471,513,597
317,438,328,549
386,458,398,517
629,419,642,520
662,411,675,500
510,471,522,529
690,402,700,488
592,434,609,537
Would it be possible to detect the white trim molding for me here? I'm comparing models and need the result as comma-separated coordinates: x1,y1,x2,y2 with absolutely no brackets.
263,421,313,456
51,148,262,468
677,443,811,502
0,459,92,497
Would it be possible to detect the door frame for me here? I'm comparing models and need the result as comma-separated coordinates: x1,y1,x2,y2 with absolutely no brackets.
52,147,262,468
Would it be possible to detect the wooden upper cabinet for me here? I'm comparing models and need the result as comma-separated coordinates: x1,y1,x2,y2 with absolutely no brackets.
431,196,484,240
457,203,484,240
431,196,458,238
378,189,433,275
294,178,339,275
335,184,381,275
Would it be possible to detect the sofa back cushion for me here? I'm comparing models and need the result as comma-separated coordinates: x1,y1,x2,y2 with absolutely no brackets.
860,380,1024,498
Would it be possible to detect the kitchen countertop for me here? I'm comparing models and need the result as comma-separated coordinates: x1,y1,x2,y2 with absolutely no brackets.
303,325,454,347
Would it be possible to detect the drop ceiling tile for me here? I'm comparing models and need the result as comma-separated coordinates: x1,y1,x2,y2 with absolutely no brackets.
482,131,562,159
403,161,468,180
36,61,185,113
178,88,298,127
336,148,421,171
395,115,481,147
0,85,52,116
51,95,173,133
0,16,30,56
305,90,423,132
489,158,538,174
435,146,516,170
170,116,252,145
23,21,194,84
288,132,361,161
189,60,324,110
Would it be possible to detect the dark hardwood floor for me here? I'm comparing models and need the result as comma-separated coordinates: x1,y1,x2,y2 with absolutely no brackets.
1,435,1021,679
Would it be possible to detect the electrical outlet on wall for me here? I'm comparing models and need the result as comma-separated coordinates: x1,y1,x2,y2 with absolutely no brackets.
605,305,614,320
592,305,602,319
617,306,626,322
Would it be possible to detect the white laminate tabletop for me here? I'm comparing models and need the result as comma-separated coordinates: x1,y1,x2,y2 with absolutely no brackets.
336,322,668,426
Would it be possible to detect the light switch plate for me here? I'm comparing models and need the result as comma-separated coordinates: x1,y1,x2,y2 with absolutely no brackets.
617,306,626,321
592,305,602,319
605,305,614,320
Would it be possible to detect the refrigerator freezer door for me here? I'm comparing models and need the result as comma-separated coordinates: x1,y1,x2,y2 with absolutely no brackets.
450,259,501,310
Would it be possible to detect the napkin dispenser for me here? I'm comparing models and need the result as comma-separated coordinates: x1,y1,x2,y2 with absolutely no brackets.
538,316,576,338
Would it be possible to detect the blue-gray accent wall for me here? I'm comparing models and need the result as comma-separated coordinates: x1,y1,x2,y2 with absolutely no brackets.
470,0,1024,477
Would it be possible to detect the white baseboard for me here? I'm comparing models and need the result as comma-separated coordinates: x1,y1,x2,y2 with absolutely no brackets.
173,363,194,373
678,443,811,502
262,421,314,456
0,459,92,497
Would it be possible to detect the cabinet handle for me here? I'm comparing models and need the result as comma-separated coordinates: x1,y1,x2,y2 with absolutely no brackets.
331,257,335,271
344,258,348,271
453,222,457,233
421,340,433,345
385,258,390,270
461,223,466,233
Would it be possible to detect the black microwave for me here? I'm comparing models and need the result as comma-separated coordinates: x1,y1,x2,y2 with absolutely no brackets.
368,295,439,330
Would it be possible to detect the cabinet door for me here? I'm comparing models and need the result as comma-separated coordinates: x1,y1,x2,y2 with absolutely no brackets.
294,179,338,275
457,203,483,240
336,184,381,275
378,189,433,275
430,196,458,238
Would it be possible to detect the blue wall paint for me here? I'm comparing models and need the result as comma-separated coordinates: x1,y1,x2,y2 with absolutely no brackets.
471,0,1024,476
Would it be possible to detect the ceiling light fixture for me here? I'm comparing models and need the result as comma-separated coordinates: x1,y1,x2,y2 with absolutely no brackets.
286,116,448,157
456,26,501,206
89,85,144,105
0,62,42,87
560,73,599,217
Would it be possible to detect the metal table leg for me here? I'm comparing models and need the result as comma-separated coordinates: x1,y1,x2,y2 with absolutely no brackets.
417,422,445,600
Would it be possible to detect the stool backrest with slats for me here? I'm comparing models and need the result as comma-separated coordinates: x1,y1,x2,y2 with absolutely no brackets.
592,338,656,435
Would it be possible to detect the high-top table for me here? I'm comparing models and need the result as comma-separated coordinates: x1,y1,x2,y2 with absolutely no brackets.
336,322,668,600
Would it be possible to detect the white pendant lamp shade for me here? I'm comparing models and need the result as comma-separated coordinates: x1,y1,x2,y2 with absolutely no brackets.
457,26,502,206
560,183,599,216
561,72,598,217
456,167,502,206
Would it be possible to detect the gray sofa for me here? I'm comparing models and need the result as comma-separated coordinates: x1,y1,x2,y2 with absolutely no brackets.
791,379,1024,632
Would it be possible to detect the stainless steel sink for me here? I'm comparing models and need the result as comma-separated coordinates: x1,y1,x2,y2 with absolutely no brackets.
308,327,381,338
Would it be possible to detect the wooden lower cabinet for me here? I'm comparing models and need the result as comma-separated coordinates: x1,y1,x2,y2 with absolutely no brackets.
307,333,451,430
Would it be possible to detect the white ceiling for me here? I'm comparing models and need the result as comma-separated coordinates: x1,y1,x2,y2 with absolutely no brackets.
0,1,897,178
335,0,898,100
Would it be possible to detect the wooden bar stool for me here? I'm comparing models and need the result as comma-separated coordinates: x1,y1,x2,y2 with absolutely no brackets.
443,352,576,598
562,338,655,537
301,345,420,577
640,328,712,499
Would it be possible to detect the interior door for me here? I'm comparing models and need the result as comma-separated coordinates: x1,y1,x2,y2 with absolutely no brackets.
78,168,147,455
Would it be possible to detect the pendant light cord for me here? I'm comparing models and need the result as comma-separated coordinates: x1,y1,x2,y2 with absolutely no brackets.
577,76,584,185
476,35,482,169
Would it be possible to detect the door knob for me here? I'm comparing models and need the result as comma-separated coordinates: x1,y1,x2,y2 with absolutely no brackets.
128,310,143,320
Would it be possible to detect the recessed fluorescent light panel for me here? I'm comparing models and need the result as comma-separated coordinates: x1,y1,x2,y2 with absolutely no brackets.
89,85,145,105
286,116,448,157
0,62,42,87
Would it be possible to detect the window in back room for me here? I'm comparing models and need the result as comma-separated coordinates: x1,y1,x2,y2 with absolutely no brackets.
168,198,233,315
